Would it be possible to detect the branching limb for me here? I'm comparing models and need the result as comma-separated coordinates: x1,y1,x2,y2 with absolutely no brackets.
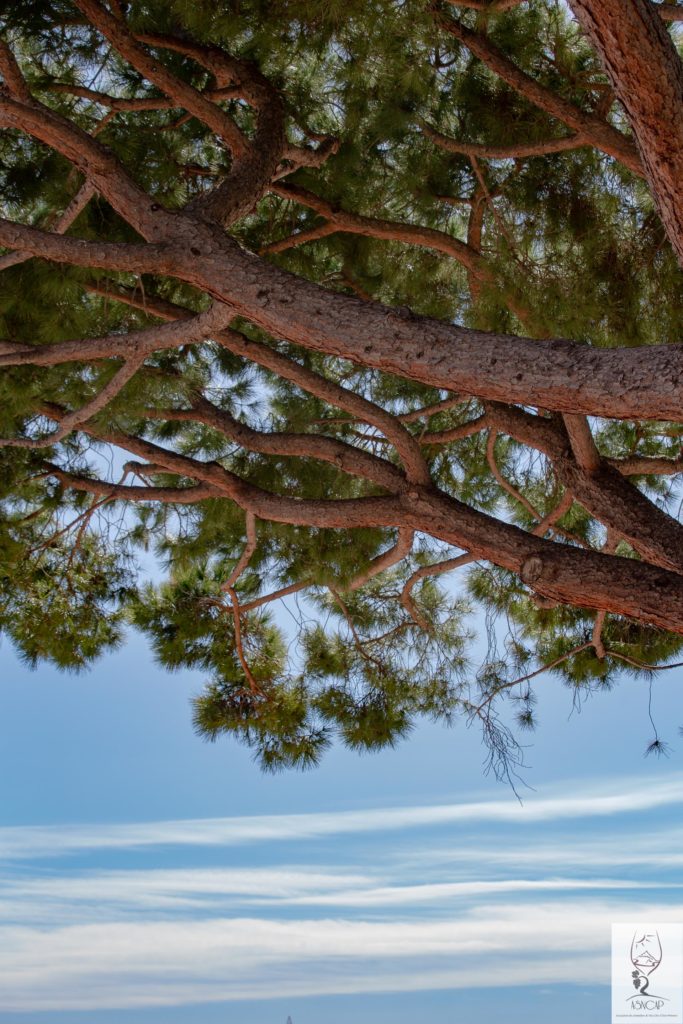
563,413,602,473
0,353,145,448
401,551,474,628
610,452,683,476
225,585,263,694
657,4,683,22
274,137,340,178
604,651,683,671
144,399,407,493
72,1,251,157
224,513,258,593
592,610,607,659
0,215,174,274
421,413,489,445
43,464,220,503
261,221,339,253
267,181,485,275
117,25,288,226
0,301,233,368
423,121,588,161
0,87,175,241
433,10,643,176
399,395,464,423
40,418,683,633
486,402,683,574
47,81,242,112
239,580,309,613
532,489,574,538
267,181,536,326
89,280,430,485
347,527,414,591
217,511,261,694
0,39,32,102
446,0,524,11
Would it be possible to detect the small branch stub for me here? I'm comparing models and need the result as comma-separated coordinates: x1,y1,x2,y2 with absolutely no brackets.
521,554,544,585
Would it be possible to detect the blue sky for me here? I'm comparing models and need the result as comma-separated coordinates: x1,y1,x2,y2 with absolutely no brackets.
1,623,682,1024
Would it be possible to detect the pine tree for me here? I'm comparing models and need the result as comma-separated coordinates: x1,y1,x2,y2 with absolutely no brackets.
1,0,682,776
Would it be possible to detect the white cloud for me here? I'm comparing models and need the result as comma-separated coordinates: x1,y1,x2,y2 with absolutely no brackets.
1,899,681,1011
405,826,683,874
2,774,682,861
0,867,673,924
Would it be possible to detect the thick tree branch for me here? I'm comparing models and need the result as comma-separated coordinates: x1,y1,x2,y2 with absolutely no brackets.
0,88,176,241
1,216,681,423
44,418,683,632
0,39,32,102
71,10,287,226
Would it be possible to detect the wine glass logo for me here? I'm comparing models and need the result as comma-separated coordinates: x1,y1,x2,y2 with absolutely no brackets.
631,930,663,998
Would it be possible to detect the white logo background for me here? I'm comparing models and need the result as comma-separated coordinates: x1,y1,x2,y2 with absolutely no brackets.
612,923,683,1023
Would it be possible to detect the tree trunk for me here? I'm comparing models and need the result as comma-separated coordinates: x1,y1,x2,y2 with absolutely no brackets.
569,0,683,266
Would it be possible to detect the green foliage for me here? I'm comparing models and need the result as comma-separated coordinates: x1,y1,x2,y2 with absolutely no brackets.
0,529,133,670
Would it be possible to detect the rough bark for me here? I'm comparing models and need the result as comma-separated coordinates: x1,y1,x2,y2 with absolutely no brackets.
2,215,680,422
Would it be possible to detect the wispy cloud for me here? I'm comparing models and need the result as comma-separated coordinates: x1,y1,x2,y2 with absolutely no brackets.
2,900,682,1011
0,867,673,924
2,774,682,860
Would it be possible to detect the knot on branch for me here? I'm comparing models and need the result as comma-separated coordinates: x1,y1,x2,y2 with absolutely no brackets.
521,555,544,585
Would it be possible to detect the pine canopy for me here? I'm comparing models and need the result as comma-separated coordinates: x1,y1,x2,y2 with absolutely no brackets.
1,0,682,775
